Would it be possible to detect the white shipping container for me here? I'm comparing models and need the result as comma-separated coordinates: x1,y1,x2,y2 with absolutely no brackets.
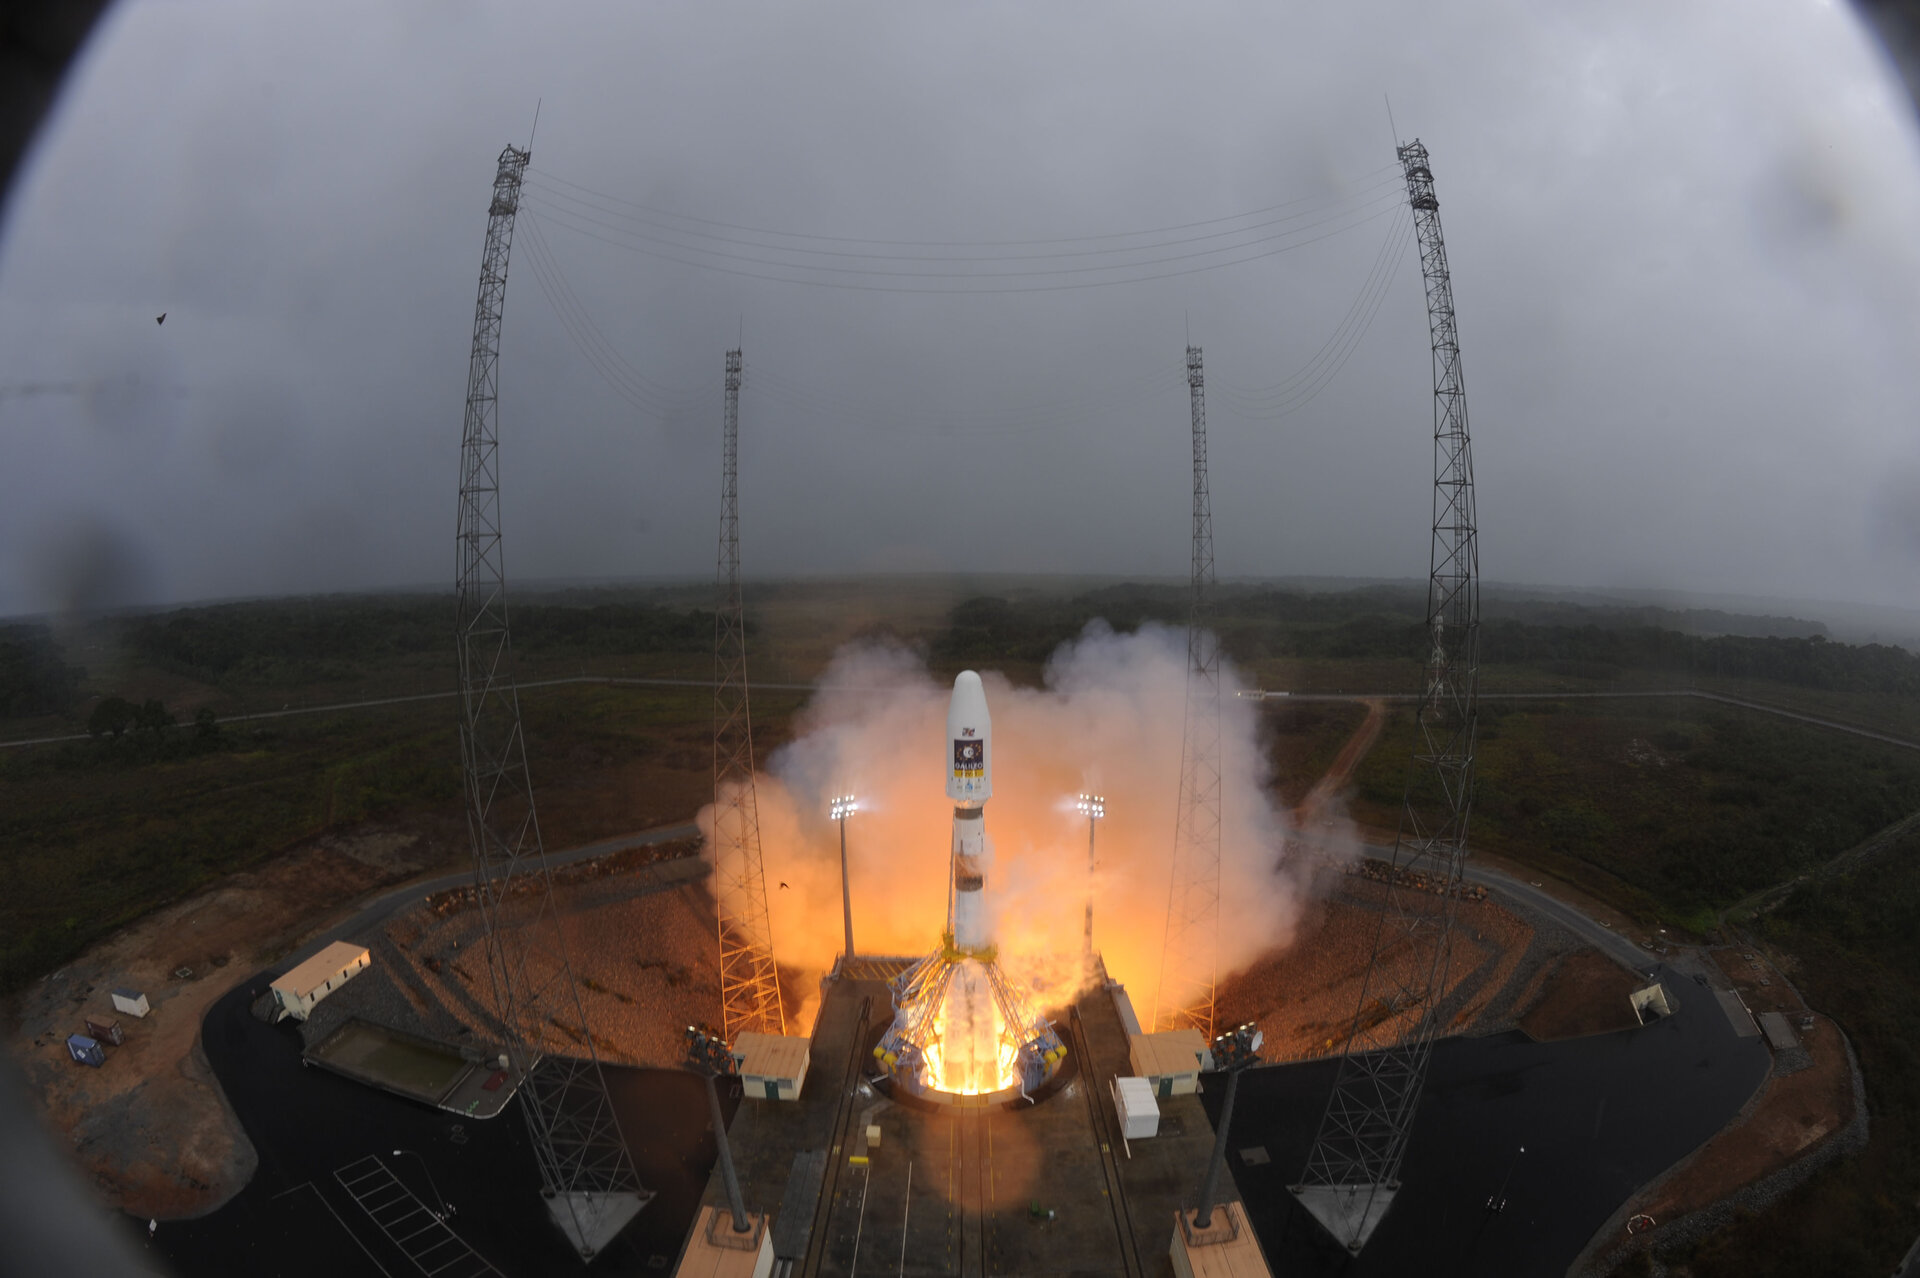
1114,1076,1160,1140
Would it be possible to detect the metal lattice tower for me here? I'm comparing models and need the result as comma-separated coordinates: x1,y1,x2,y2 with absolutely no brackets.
1293,138,1482,1254
711,348,786,1040
454,143,646,1260
1155,345,1223,1039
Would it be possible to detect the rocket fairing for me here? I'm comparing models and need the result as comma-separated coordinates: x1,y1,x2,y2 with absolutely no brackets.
946,671,992,953
946,670,991,805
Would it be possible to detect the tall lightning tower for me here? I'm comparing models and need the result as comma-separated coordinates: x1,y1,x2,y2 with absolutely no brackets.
1293,138,1482,1254
711,348,785,1040
454,143,646,1260
1155,344,1223,1039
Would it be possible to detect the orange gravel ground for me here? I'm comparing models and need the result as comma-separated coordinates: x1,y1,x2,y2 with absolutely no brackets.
1219,876,1565,1061
1636,1015,1854,1224
3,828,446,1218
1517,950,1641,1041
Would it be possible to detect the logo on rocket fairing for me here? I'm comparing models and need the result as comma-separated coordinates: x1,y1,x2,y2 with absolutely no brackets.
952,739,984,778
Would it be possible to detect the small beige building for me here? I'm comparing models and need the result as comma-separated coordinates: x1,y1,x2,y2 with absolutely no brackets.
1129,1029,1213,1098
270,941,371,1022
731,1032,810,1101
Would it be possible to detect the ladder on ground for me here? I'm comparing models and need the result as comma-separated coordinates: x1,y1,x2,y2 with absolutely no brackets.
335,1154,501,1277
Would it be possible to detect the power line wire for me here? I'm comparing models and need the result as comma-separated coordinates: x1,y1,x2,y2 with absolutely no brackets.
528,163,1402,250
523,199,1404,294
519,171,1405,265
1213,211,1416,419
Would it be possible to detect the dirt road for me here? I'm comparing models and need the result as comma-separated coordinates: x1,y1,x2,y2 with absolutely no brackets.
1293,697,1385,828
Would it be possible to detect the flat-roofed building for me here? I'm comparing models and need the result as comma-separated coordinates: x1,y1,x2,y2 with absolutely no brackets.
732,1032,810,1100
1129,1029,1213,1098
270,941,371,1022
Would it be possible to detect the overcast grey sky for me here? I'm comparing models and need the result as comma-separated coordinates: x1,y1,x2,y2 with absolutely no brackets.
2,1,1918,618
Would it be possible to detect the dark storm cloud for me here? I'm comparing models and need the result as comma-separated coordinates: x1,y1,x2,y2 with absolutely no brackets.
1,0,1918,616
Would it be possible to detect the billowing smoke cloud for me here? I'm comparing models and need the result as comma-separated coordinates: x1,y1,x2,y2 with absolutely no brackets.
700,622,1329,1033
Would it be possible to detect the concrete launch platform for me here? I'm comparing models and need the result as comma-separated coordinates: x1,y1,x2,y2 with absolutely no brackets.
679,964,1240,1277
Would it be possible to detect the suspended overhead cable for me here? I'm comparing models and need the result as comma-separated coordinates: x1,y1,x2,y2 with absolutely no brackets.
520,199,1404,294
528,162,1402,250
522,216,1185,435
742,355,1191,437
518,216,705,418
1212,210,1416,420
520,171,1405,264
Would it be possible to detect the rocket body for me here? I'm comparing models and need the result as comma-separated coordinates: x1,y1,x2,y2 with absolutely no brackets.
946,671,993,951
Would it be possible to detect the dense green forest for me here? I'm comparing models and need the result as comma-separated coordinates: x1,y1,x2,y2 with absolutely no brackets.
931,585,1920,697
0,625,85,716
124,597,720,687
1672,834,1920,1275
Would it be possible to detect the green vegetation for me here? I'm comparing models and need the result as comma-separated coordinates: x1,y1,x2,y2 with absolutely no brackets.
126,596,719,689
1653,835,1920,1275
1348,699,1920,925
0,703,460,989
0,624,86,716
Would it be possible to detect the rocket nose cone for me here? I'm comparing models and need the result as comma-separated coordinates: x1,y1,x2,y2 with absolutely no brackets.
947,670,992,803
949,671,990,725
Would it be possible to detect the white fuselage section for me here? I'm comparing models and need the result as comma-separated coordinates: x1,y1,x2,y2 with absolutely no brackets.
945,671,993,950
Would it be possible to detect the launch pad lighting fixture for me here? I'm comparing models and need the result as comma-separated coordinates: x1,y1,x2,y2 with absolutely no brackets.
1076,793,1105,819
684,1025,753,1234
1191,1020,1265,1233
830,795,859,959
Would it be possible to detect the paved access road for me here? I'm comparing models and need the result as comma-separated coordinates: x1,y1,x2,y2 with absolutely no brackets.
140,972,734,1276
274,821,701,974
1351,839,1653,973
1214,962,1770,1277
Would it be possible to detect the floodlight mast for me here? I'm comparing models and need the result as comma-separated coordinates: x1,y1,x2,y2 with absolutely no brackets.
1077,794,1105,980
1155,345,1223,1039
1191,1022,1263,1232
685,1025,753,1235
1293,137,1483,1255
712,348,785,1040
831,796,858,960
453,142,645,1260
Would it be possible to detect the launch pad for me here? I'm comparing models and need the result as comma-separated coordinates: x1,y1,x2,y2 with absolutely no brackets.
682,960,1230,1277
874,938,1066,1106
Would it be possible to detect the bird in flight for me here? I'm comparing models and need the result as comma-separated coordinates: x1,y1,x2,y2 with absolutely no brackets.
155,313,166,325
778,882,789,890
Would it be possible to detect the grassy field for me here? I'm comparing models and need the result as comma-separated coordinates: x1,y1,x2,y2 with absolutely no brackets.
1347,698,1920,930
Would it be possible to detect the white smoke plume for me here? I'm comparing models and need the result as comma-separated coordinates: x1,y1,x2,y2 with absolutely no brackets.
700,622,1322,1032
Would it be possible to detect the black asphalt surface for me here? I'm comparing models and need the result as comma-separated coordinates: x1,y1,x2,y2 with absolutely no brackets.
1204,963,1770,1276
131,976,736,1276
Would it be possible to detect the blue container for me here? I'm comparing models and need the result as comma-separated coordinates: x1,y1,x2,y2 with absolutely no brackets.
66,1034,104,1068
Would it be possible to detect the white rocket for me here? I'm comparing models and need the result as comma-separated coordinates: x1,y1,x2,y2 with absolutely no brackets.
872,667,1065,1097
945,670,992,952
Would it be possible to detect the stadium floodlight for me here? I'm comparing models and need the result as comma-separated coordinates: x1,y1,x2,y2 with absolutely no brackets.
1191,1022,1264,1232
683,1025,752,1234
1076,795,1106,977
831,795,858,959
